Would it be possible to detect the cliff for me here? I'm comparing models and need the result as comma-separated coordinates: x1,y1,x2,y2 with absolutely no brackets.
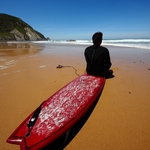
0,13,46,41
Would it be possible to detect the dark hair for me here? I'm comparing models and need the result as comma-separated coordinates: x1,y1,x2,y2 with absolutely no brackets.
92,32,103,45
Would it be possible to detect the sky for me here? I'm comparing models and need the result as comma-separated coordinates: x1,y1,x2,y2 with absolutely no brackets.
0,0,150,40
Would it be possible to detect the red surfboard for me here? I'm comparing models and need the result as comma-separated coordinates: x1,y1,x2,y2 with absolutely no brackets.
6,74,105,150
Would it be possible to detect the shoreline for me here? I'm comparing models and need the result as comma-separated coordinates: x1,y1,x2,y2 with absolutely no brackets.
0,43,150,150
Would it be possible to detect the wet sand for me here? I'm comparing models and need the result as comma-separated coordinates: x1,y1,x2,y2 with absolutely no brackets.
0,43,150,150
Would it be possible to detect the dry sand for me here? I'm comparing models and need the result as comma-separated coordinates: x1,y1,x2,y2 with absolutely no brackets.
0,42,150,150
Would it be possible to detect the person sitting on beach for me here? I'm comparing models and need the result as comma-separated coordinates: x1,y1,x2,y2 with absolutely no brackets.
84,32,113,77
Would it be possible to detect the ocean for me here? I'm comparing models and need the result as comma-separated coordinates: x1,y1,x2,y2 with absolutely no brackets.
6,39,150,50
49,39,150,50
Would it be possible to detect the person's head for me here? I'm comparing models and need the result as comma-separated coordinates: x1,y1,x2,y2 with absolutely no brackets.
92,32,103,45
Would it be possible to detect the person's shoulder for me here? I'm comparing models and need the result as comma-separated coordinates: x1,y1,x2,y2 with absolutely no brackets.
85,45,93,51
86,45,93,49
100,45,108,49
99,46,109,51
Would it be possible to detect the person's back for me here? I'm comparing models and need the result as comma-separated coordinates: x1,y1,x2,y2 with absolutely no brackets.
84,32,112,77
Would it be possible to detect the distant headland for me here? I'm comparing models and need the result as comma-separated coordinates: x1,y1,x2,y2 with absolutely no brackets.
0,13,48,41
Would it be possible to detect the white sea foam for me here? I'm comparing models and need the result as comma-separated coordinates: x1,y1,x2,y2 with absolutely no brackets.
5,39,148,49
32,39,150,49
102,39,150,49
0,65,9,70
103,39,150,43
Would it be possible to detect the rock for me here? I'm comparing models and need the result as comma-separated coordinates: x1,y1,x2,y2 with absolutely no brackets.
24,27,43,41
10,29,25,41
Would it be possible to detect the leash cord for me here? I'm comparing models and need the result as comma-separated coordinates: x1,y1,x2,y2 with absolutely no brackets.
56,65,80,76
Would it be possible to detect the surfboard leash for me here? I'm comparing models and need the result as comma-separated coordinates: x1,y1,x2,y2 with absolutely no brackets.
25,101,45,137
56,65,80,76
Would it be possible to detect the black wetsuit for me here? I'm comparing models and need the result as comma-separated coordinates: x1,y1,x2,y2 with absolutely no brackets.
84,45,112,76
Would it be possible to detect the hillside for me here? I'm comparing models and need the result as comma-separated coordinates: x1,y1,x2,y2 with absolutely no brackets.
0,13,46,41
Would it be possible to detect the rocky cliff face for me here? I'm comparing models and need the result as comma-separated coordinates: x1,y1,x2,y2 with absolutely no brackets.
0,13,46,41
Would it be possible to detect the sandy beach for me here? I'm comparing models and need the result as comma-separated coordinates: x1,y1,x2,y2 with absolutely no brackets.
0,42,150,150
